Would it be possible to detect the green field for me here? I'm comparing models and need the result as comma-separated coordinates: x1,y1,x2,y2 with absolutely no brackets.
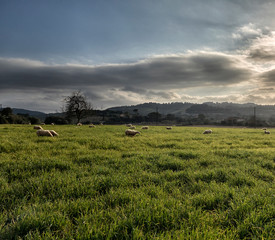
0,125,274,239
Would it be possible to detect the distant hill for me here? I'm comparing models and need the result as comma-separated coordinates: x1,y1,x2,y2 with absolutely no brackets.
107,102,194,116
11,108,64,121
107,102,275,120
9,101,275,122
12,108,47,119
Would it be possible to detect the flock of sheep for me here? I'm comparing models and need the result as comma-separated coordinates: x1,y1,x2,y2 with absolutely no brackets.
124,124,213,136
33,123,271,137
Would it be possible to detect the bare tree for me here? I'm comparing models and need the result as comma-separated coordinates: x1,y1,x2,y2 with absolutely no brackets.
64,91,92,123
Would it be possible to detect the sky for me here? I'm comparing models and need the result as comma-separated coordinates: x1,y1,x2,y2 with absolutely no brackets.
0,0,274,113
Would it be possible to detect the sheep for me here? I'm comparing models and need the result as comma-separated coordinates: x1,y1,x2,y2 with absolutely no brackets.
51,123,55,125
262,128,267,130
203,129,212,134
126,124,132,127
125,129,140,136
265,130,270,134
142,126,149,129
166,127,172,130
77,123,82,126
41,123,45,125
33,125,43,130
36,129,53,137
89,124,95,128
129,126,136,129
49,130,59,136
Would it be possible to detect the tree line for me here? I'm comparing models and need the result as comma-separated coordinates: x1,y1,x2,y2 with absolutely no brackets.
0,91,273,127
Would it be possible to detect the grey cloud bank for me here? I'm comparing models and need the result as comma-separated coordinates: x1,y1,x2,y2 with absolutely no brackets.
0,52,252,89
0,46,273,112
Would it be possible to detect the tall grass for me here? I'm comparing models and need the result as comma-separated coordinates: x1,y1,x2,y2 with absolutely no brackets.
0,125,274,239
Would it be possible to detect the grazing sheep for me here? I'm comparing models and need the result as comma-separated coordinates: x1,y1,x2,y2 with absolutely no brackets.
265,130,270,134
203,129,212,134
126,124,132,127
125,129,140,136
77,123,82,126
51,123,55,125
36,129,53,137
129,126,136,129
142,126,149,129
166,127,172,130
33,125,43,130
49,130,59,136
89,124,95,128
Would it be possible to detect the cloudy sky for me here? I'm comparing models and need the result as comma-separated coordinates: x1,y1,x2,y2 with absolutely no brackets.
0,0,274,113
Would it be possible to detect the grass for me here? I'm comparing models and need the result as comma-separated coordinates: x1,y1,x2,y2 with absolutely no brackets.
0,124,274,239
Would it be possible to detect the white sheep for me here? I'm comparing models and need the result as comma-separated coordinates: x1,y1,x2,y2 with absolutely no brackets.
36,129,53,137
126,124,132,127
166,127,172,130
265,130,270,134
129,126,136,129
51,123,55,125
125,129,140,136
89,124,95,128
49,130,59,136
77,123,82,126
142,126,149,129
33,125,43,130
203,129,212,134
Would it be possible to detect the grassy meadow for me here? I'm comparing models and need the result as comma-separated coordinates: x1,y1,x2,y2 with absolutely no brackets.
0,124,274,239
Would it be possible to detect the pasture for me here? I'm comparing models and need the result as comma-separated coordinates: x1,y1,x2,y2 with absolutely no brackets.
0,125,274,239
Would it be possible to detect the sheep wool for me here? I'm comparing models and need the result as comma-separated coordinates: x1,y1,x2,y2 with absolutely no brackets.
36,129,53,137
49,130,59,136
33,125,43,130
203,129,212,134
125,129,140,136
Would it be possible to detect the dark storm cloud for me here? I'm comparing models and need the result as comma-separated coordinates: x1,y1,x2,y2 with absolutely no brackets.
259,88,274,91
121,86,180,100
260,69,275,85
0,53,253,93
249,49,275,62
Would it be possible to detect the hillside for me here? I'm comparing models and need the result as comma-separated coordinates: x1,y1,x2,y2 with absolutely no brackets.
107,102,194,116
11,108,64,121
12,108,47,119
107,102,275,120
7,102,275,124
